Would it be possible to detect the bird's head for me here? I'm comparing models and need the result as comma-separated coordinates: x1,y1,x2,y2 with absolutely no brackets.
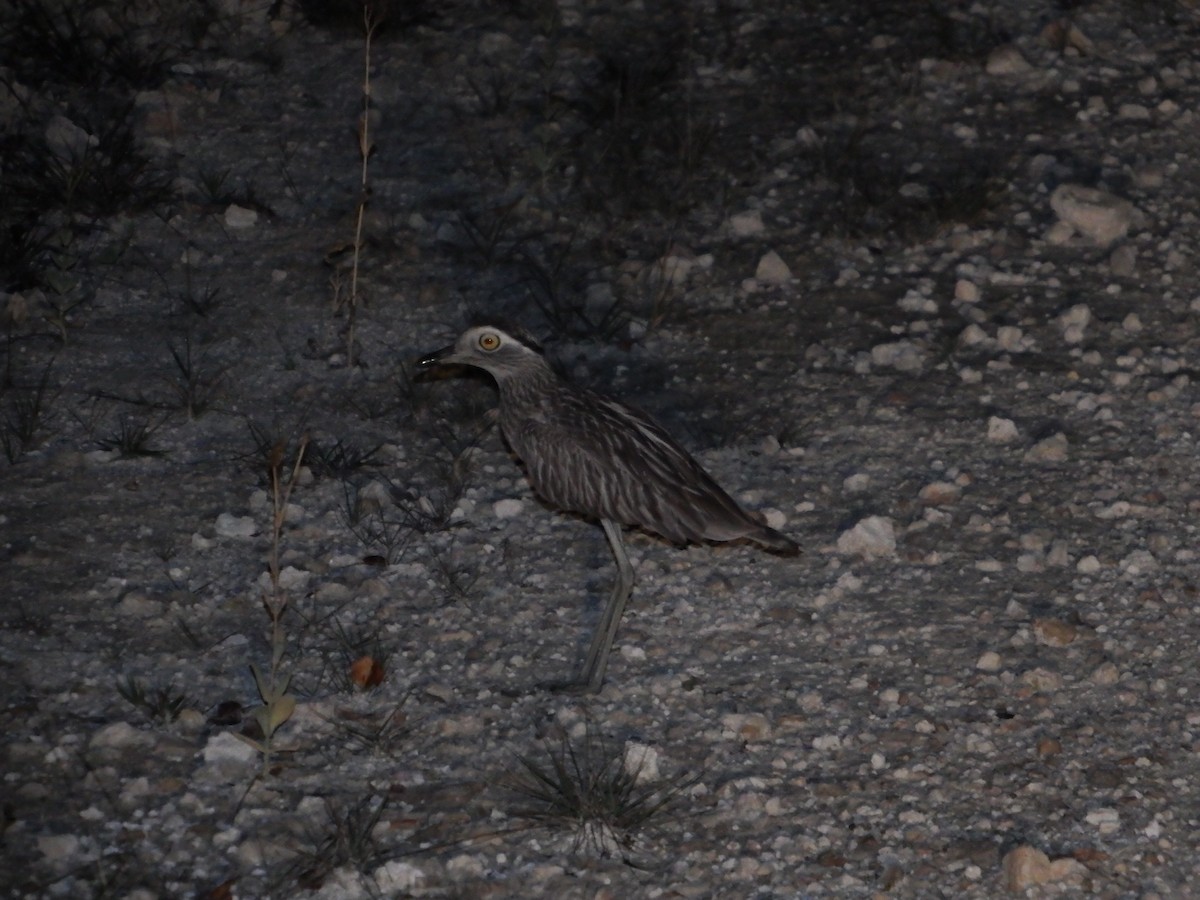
418,322,546,381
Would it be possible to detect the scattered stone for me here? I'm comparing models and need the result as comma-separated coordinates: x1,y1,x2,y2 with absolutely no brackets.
117,590,163,618
836,516,897,559
986,45,1034,76
198,731,260,781
1110,244,1137,276
623,741,660,783
493,498,524,519
37,834,85,872
976,650,1003,672
1048,184,1140,248
1086,807,1121,834
1002,845,1089,891
1033,618,1077,647
729,209,765,236
918,481,960,506
870,340,925,372
987,416,1019,443
958,323,989,347
44,115,96,161
1118,102,1151,120
1020,668,1064,693
90,721,152,751
954,279,980,303
755,250,792,285
722,712,772,742
843,473,871,493
214,513,258,538
1091,662,1121,686
1024,432,1068,463
1077,554,1102,574
373,861,425,892
224,204,258,229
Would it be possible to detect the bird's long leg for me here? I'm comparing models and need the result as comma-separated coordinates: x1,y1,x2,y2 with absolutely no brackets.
578,518,635,693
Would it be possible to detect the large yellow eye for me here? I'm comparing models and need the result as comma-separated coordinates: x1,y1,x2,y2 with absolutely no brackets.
478,332,501,351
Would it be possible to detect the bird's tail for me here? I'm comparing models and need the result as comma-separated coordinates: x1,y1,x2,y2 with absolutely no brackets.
752,525,800,555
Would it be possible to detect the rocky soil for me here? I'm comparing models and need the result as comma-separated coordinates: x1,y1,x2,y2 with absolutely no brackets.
3,0,1200,896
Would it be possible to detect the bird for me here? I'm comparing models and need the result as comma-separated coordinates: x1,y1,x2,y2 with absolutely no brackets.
417,322,798,692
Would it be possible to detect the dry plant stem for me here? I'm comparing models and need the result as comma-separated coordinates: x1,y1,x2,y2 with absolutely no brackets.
244,435,309,775
345,10,377,369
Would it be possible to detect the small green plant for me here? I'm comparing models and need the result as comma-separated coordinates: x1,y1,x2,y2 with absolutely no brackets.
116,675,191,726
503,729,700,858
236,436,309,775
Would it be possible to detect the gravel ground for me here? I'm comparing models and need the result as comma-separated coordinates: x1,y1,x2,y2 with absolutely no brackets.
3,0,1200,896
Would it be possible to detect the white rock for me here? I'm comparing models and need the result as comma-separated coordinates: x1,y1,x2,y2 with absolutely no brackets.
446,853,486,879
958,323,989,347
870,340,925,372
762,507,787,530
1086,807,1121,834
1049,184,1140,247
258,565,311,592
199,731,260,781
996,325,1024,352
755,250,792,285
214,513,258,538
117,591,163,618
954,280,980,303
1110,244,1136,276
836,516,896,559
373,861,425,892
843,473,871,493
1024,432,1068,463
1003,845,1088,890
90,721,152,750
623,741,660,784
977,651,1003,672
44,115,96,161
986,416,1019,443
986,44,1034,76
729,209,765,237
1076,554,1102,574
224,204,258,229
1117,103,1151,120
493,498,524,519
37,834,84,870
898,290,936,314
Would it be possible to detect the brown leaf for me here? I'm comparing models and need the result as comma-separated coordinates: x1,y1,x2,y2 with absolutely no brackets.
350,655,385,689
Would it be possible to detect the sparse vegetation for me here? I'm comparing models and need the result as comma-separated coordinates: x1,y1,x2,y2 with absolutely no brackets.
283,795,389,891
116,675,191,726
95,415,164,457
1,359,55,462
235,434,308,775
503,728,700,859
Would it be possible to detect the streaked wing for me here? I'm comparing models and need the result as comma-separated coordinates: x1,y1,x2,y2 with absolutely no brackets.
504,385,764,545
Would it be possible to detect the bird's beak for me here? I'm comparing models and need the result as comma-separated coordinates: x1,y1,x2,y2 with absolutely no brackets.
417,344,456,369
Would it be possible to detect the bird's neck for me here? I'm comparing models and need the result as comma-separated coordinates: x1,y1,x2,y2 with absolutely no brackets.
495,359,560,409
